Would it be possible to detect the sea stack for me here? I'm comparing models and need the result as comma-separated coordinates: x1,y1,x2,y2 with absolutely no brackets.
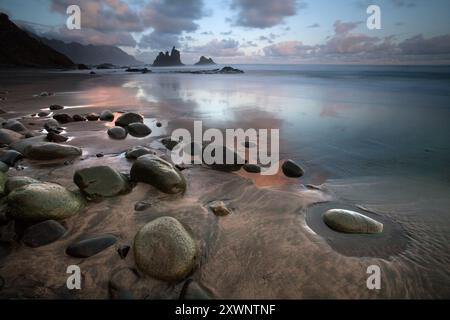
152,46,184,66
195,56,216,65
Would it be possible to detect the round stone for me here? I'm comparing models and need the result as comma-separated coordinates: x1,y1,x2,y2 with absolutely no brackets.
323,209,384,234
107,126,127,139
115,112,143,127
282,159,305,178
127,122,152,137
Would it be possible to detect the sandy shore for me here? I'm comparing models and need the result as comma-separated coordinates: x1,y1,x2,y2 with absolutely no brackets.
0,69,448,299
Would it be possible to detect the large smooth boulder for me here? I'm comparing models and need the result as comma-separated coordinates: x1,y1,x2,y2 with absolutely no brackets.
282,159,304,178
53,113,73,124
115,112,143,127
99,110,114,121
0,128,23,145
125,146,153,159
107,126,127,139
23,142,82,160
66,234,117,258
323,209,384,234
127,122,151,137
22,220,67,247
4,176,40,194
2,120,27,133
134,216,198,281
0,150,23,166
73,166,130,199
130,155,186,194
7,183,85,222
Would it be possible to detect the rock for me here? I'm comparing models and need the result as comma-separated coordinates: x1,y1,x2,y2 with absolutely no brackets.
49,105,64,111
7,182,85,222
125,146,153,159
89,71,96,75
66,234,117,258
72,114,86,122
23,142,82,160
125,68,150,73
209,201,231,216
4,176,40,194
97,63,115,69
96,153,103,158
0,150,23,166
109,268,138,299
156,122,162,127
161,138,178,150
127,122,152,137
0,220,16,243
107,126,127,139
117,245,130,259
2,120,27,133
207,146,244,172
133,217,197,281
46,131,68,143
115,112,143,127
77,64,89,70
44,119,59,131
152,47,184,67
180,279,212,300
194,56,216,66
0,128,23,145
134,201,151,211
243,163,261,173
0,171,7,194
219,66,244,74
0,241,12,260
281,159,304,178
86,113,99,121
99,110,114,121
323,209,384,234
9,135,47,154
37,111,49,117
130,155,186,194
22,220,67,248
73,166,130,199
0,161,8,173
53,113,73,124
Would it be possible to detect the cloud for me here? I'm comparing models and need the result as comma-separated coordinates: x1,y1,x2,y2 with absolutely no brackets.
263,41,316,57
230,0,306,29
138,32,180,49
399,34,450,55
333,20,361,35
220,30,233,36
307,23,320,28
186,38,245,57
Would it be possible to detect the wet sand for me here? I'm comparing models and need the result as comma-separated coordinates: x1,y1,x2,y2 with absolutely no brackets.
0,69,449,299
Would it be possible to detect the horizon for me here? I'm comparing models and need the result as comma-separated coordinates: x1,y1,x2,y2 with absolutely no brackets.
0,0,449,65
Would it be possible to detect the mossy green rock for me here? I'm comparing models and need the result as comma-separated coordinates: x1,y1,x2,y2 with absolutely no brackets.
7,183,84,222
323,209,383,234
130,155,186,194
134,216,198,281
4,176,40,194
73,166,130,199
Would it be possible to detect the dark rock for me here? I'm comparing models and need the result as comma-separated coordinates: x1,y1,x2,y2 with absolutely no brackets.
44,119,59,131
96,153,103,158
125,146,153,159
46,131,68,143
134,201,151,211
133,217,197,281
219,66,244,74
86,113,99,121
161,138,178,150
37,111,49,117
117,245,130,259
22,220,67,247
99,110,114,121
109,268,138,299
0,221,16,243
243,163,261,173
207,146,244,172
107,126,127,139
127,122,152,137
5,176,40,194
125,67,150,73
0,128,23,145
72,114,86,122
2,120,27,133
97,63,115,69
0,149,23,166
49,104,64,111
53,113,73,124
194,56,216,66
73,165,131,199
152,47,184,67
77,64,89,70
156,122,162,127
0,161,8,173
281,159,304,178
66,234,117,258
89,71,96,75
23,142,82,160
115,112,143,127
7,182,85,222
0,241,12,260
180,279,212,300
130,154,186,194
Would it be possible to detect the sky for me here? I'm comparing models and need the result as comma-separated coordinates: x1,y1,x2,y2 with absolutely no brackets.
1,0,450,64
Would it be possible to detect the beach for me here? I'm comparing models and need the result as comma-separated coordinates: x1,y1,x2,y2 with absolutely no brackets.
0,65,449,299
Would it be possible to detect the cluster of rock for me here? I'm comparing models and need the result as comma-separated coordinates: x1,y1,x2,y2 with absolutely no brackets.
107,112,152,139
174,66,244,74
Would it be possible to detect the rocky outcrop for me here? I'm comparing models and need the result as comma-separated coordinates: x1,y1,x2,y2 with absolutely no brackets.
152,47,184,66
194,56,215,65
